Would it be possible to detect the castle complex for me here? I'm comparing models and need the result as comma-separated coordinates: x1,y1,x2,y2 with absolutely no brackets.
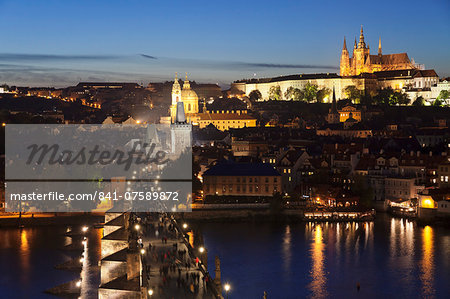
231,26,439,103
340,26,416,76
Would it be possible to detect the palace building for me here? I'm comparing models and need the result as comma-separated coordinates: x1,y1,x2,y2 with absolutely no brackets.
340,26,416,76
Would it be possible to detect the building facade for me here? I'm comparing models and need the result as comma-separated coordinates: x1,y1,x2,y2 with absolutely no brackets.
203,161,282,197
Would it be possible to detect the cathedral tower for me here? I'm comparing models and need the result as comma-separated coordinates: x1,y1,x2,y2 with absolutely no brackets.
339,26,415,76
353,25,370,75
340,37,351,76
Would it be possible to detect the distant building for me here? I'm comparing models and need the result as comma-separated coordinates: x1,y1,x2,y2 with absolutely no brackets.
197,110,257,130
76,82,141,90
231,137,268,157
438,162,450,189
339,106,361,122
317,123,372,138
203,160,281,197
385,177,424,202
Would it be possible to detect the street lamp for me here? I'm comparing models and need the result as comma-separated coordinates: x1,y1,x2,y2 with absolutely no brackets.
182,223,188,229
199,246,205,253
135,224,140,231
148,289,154,296
224,283,230,299
82,226,88,233
140,249,145,255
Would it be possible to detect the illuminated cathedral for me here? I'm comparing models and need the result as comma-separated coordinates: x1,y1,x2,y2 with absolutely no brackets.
340,26,416,76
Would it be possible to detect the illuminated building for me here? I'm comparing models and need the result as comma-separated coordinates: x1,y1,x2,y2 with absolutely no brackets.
169,73,199,122
197,110,257,131
340,26,416,76
202,160,281,197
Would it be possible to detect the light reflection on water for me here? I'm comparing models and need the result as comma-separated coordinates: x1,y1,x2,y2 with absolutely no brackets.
200,214,449,298
0,216,448,298
308,224,328,298
0,226,101,298
421,225,434,298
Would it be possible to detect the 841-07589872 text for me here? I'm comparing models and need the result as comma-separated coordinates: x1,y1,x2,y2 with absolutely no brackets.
98,191,179,201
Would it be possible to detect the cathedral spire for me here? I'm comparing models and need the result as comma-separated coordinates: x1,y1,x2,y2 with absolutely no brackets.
378,37,382,55
358,25,366,48
354,37,357,49
342,36,348,51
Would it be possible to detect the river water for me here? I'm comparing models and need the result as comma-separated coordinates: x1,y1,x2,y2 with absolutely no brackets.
0,214,449,298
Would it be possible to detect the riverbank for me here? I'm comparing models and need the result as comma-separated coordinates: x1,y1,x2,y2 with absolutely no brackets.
0,212,104,227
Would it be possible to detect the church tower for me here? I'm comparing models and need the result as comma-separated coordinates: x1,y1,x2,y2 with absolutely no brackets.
170,73,182,121
340,37,351,76
172,72,181,105
170,101,192,155
327,87,340,124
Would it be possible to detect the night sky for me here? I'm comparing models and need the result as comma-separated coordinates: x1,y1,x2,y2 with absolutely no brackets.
0,0,449,87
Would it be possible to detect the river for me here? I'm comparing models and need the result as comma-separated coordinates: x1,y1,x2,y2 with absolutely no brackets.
0,214,449,298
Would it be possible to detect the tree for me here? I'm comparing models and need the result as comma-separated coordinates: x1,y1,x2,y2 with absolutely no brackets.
412,96,425,106
268,85,282,101
433,98,443,107
302,82,318,103
373,88,409,106
248,89,262,102
284,86,304,101
437,90,449,105
394,91,410,105
344,85,362,103
317,87,331,103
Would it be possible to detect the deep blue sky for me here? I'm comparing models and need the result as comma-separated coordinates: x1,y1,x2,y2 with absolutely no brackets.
0,0,449,87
